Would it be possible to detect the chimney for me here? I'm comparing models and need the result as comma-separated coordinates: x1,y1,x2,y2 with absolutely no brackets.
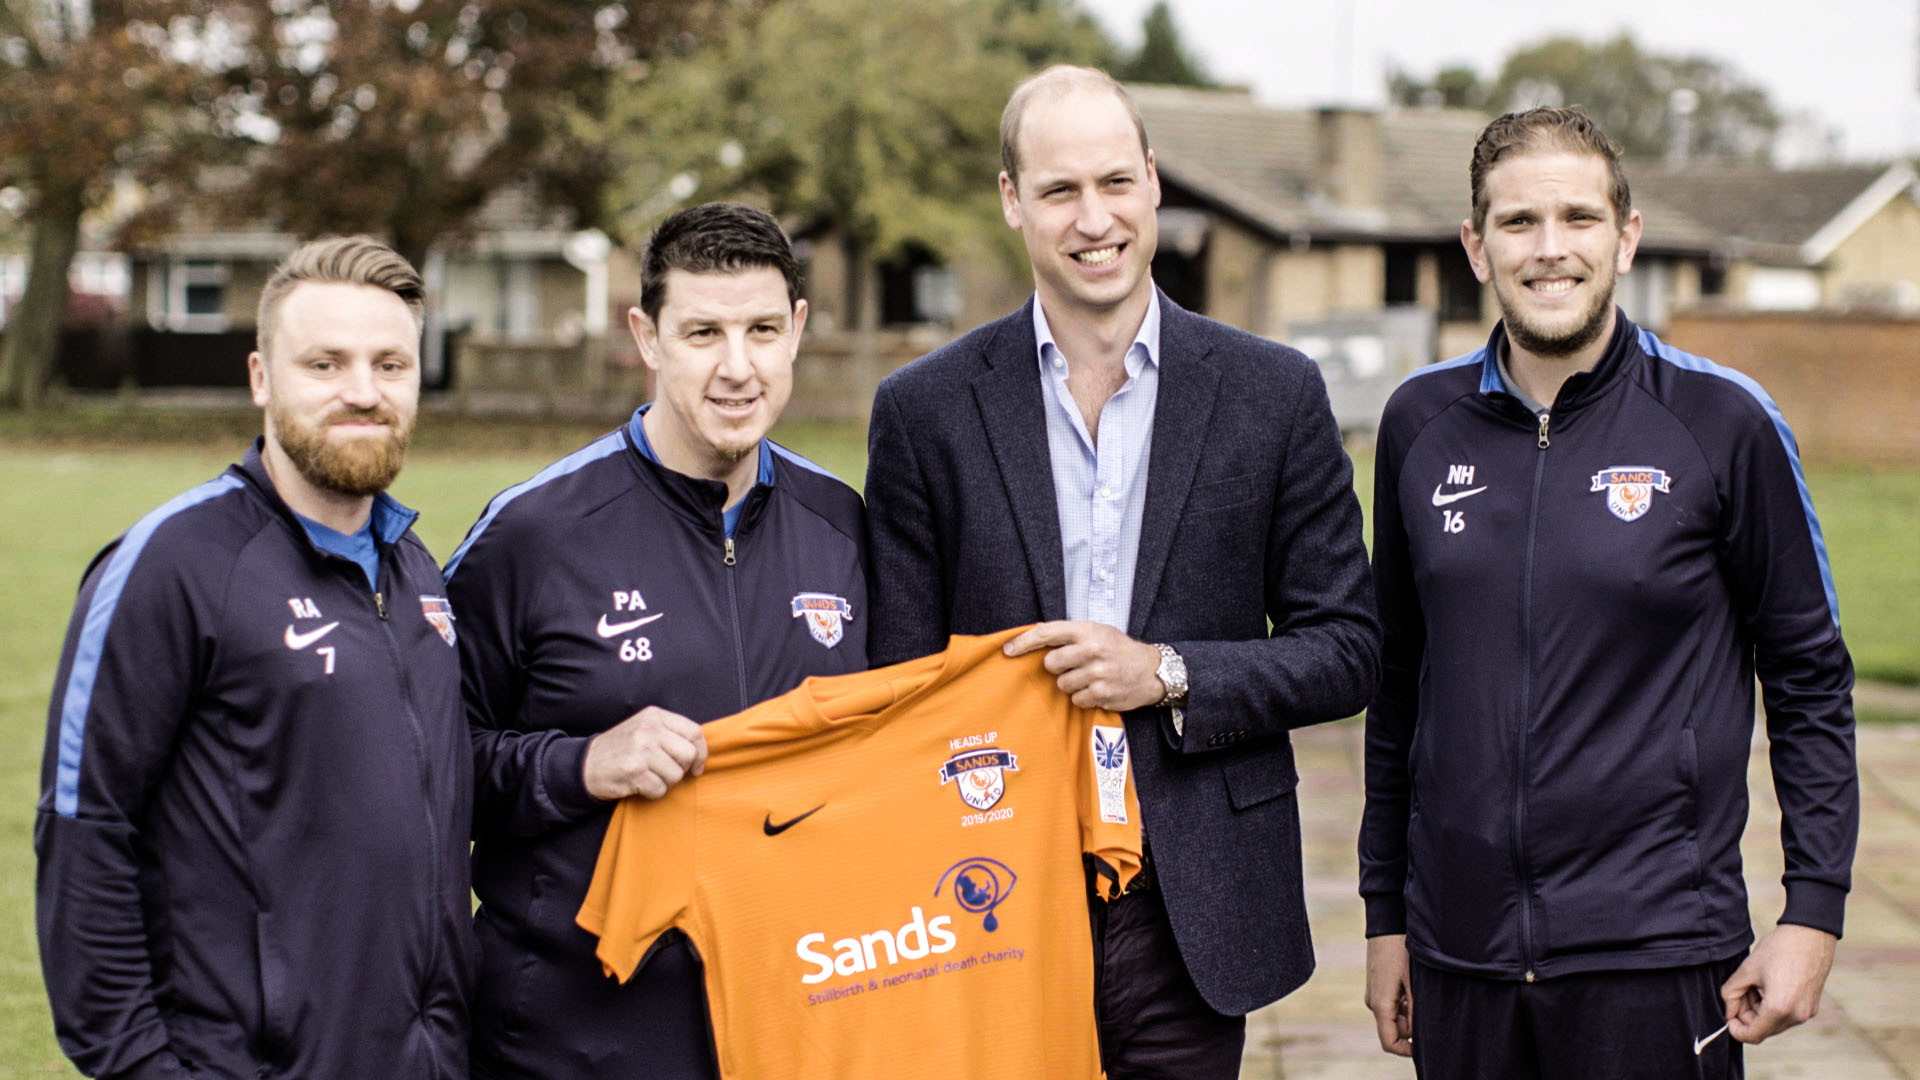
1316,107,1383,211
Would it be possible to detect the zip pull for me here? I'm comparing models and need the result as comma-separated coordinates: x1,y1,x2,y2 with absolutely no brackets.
1537,411,1551,449
723,537,736,566
375,591,389,620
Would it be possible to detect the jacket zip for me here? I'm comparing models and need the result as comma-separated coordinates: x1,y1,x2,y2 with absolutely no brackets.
723,536,749,711
368,558,445,1073
1516,407,1549,982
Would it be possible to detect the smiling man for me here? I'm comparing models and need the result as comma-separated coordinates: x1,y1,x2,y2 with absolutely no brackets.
1360,108,1858,1079
37,236,474,1079
863,66,1378,1076
443,202,866,1079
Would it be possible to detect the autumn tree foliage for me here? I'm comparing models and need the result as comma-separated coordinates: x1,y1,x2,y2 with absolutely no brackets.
603,0,1109,331
0,0,222,407
211,1,714,271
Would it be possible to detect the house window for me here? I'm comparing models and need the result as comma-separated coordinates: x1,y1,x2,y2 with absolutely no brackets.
1438,252,1481,322
878,247,961,327
1699,259,1727,297
156,259,230,332
1383,245,1418,305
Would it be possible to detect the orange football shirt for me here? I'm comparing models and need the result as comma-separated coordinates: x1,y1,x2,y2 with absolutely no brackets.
577,627,1142,1079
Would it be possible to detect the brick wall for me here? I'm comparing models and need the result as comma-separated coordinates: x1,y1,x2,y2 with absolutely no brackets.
1663,311,1920,465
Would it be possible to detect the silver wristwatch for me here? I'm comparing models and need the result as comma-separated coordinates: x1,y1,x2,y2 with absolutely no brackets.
1152,643,1188,708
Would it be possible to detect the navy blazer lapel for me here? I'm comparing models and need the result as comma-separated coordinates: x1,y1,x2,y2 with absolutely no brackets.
972,300,1068,621
1129,295,1221,638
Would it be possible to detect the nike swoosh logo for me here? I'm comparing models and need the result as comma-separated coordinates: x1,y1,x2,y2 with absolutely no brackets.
763,804,825,836
596,612,665,638
284,622,340,650
1431,484,1489,507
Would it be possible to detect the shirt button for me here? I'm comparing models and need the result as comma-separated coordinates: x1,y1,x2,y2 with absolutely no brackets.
1097,485,1112,500
1096,568,1110,581
1051,355,1065,370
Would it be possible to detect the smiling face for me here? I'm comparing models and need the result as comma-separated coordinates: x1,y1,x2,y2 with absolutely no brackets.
999,84,1160,329
249,281,420,500
1463,149,1643,363
630,266,805,497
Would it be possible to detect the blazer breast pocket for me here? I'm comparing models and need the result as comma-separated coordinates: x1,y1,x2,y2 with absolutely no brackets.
1186,474,1256,514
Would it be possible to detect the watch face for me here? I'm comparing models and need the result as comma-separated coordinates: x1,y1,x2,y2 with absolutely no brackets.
1156,646,1187,702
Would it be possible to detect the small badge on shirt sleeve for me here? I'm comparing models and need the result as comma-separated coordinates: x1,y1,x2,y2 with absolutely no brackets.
1091,725,1130,824
791,592,853,648
419,595,457,646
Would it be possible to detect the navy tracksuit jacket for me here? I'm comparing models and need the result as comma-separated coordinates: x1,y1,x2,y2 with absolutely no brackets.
37,441,474,1079
1360,314,1857,980
443,411,868,1078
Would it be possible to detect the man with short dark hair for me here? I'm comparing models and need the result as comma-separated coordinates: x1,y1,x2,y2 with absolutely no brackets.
446,202,867,1079
1360,107,1858,1079
38,236,474,1079
864,66,1380,1076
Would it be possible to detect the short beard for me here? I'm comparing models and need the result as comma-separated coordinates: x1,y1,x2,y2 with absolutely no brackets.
271,401,412,497
1499,273,1616,360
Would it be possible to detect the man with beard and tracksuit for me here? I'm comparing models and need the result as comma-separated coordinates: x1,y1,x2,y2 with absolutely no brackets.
37,237,472,1079
444,203,866,1078
1360,107,1857,1080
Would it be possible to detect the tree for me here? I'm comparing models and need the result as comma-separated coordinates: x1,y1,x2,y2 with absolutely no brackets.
1486,34,1778,163
603,0,1109,332
1119,0,1212,87
1387,62,1484,109
0,0,219,408
206,1,711,272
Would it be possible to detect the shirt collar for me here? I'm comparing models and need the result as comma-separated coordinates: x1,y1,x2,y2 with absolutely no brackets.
1032,288,1161,379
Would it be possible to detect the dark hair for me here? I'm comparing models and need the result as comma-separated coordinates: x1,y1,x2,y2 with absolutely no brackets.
1000,65,1149,188
1469,106,1632,234
640,203,802,322
257,235,424,354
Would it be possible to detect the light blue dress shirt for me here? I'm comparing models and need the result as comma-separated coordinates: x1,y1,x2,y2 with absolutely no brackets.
1032,291,1162,632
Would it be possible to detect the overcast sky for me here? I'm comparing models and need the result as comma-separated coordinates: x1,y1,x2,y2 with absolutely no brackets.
1083,0,1920,163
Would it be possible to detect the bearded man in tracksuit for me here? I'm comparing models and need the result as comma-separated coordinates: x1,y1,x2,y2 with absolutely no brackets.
1360,108,1857,1079
444,203,867,1079
37,237,473,1079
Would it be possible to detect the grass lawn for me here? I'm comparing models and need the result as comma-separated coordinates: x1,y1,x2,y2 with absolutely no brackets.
0,413,1909,1074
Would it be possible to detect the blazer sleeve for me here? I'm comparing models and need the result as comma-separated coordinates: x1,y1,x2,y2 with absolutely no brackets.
864,377,952,667
1169,359,1381,750
37,539,201,1080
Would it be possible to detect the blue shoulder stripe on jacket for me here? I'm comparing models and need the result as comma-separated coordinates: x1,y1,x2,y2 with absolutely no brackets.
769,441,840,482
1639,328,1841,628
443,430,627,580
1400,347,1487,387
56,474,245,818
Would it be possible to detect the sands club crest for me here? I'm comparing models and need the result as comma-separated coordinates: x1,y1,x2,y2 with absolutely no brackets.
419,595,457,646
791,592,853,648
1589,466,1672,523
939,748,1019,810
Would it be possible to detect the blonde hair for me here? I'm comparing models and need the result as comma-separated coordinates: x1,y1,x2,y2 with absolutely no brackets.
256,235,424,354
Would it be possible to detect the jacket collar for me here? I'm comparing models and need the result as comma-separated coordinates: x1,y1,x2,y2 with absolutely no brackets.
237,436,418,546
969,287,1220,634
622,405,776,535
1478,307,1640,415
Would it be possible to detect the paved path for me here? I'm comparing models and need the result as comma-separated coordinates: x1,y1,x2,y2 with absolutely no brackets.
1239,718,1920,1078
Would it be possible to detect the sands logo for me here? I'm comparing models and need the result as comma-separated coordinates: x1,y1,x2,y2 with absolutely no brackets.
938,747,1019,810
1589,466,1672,523
795,907,957,985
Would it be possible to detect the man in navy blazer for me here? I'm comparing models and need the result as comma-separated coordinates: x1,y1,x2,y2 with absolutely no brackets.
864,66,1380,1076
